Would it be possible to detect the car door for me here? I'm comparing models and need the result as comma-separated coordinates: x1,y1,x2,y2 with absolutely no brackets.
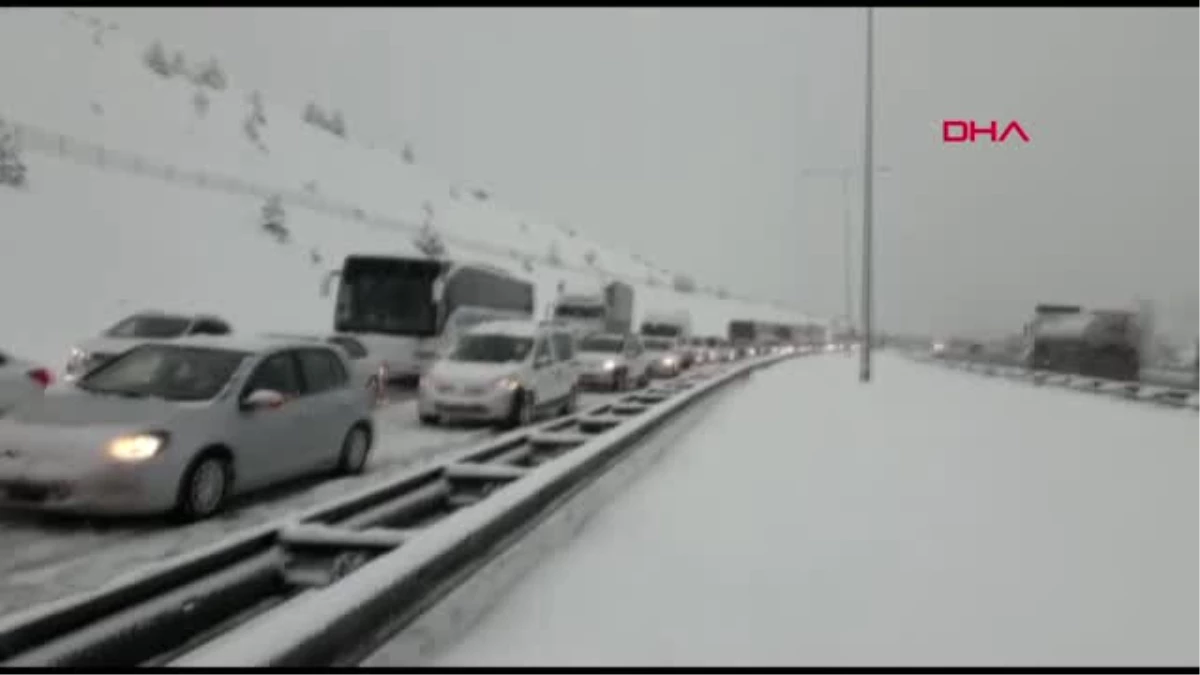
551,331,578,399
295,347,355,470
226,350,314,487
625,335,646,380
530,336,558,407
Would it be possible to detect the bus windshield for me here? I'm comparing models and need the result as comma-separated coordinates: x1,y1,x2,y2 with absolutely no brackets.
335,258,440,337
641,323,680,338
556,304,605,319
729,321,756,341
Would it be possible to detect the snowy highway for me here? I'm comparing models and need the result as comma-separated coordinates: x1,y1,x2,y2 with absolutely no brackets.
387,351,1198,667
0,390,622,615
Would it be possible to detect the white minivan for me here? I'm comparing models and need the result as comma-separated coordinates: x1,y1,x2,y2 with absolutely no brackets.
417,320,580,428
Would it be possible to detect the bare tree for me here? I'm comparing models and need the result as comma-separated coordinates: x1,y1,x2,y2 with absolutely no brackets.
143,40,170,77
192,57,227,90
672,274,697,293
0,123,27,188
260,195,288,243
546,241,564,267
191,88,210,117
169,51,187,77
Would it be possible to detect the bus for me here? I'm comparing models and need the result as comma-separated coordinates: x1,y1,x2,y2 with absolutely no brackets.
321,254,535,382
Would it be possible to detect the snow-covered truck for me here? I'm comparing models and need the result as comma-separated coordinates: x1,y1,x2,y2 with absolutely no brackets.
549,281,635,337
1022,303,1142,381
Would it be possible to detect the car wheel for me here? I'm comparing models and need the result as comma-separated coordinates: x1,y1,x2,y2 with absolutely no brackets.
505,389,534,429
614,370,628,392
561,386,578,415
176,454,230,521
337,425,371,475
418,413,440,426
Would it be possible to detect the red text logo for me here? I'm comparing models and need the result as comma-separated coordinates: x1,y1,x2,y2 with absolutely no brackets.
942,120,1031,144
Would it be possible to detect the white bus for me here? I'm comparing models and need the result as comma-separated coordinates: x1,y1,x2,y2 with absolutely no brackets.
321,254,535,382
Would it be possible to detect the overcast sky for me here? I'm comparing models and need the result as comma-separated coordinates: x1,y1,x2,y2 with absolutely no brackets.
94,7,1198,339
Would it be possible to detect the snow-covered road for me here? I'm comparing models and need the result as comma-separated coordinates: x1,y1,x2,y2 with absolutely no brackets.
0,391,621,615
427,351,1197,667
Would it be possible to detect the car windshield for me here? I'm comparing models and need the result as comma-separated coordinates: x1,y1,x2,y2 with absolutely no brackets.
644,338,674,351
641,323,680,338
79,344,248,401
580,335,624,352
555,304,605,319
105,314,192,339
449,334,533,364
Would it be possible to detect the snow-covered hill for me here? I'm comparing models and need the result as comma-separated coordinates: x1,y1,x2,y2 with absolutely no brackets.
0,9,812,368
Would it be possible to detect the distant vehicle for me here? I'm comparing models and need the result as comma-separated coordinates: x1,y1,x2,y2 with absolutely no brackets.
1023,305,1141,381
728,319,770,357
643,336,684,378
575,332,651,391
262,332,389,403
640,310,693,367
549,281,635,337
321,255,535,384
0,337,375,520
65,311,234,380
706,336,736,362
0,349,53,416
417,320,579,428
930,338,976,359
684,337,711,365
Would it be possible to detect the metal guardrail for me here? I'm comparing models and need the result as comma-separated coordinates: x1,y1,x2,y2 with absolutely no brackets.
0,354,794,667
3,117,765,306
910,353,1199,411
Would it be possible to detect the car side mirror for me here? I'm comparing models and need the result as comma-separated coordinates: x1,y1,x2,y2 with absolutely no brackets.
241,388,285,411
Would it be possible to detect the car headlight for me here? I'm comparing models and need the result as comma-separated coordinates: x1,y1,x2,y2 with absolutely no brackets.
662,356,677,366
495,377,521,391
66,347,88,373
602,359,617,371
107,432,168,462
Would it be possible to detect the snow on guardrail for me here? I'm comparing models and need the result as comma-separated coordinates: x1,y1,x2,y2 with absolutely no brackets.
908,353,1199,411
169,352,794,667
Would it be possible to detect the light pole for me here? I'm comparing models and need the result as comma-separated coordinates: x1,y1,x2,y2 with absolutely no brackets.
799,165,891,336
860,6,877,383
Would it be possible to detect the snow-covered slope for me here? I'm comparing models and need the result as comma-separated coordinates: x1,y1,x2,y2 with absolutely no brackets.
0,9,812,368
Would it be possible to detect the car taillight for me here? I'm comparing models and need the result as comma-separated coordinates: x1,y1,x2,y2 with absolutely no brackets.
28,368,52,388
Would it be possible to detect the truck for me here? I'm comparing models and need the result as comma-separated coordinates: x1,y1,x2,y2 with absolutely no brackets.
548,281,635,337
1022,303,1142,381
640,309,692,341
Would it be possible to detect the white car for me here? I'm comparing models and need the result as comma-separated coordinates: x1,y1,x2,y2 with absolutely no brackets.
576,332,651,391
0,349,53,416
418,320,579,428
643,337,685,378
65,311,234,380
263,333,389,403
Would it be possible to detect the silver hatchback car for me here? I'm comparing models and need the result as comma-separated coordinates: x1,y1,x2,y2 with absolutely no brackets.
0,336,375,520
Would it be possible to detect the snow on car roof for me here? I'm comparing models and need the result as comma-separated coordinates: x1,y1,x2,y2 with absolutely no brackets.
466,320,541,339
168,334,334,354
